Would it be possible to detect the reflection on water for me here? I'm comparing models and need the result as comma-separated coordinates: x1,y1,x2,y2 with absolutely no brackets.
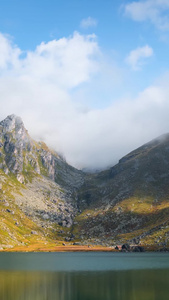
0,269,169,300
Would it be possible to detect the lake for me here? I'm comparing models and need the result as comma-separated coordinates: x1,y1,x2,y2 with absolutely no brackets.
0,252,169,299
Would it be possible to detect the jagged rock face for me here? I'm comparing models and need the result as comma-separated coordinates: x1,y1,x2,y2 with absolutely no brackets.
0,114,24,135
0,115,38,182
0,114,84,187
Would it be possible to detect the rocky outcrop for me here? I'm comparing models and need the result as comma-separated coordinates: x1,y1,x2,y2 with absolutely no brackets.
0,115,38,182
0,115,85,187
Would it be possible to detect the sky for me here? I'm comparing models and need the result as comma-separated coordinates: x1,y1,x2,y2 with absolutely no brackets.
0,0,169,170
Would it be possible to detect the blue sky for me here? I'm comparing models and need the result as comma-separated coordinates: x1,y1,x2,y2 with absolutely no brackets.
0,0,169,169
0,0,120,49
0,0,164,92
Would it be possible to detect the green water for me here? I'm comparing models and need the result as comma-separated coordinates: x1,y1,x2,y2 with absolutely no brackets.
0,252,169,299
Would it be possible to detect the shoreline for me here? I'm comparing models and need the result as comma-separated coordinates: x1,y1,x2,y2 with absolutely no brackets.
0,245,114,252
0,243,167,253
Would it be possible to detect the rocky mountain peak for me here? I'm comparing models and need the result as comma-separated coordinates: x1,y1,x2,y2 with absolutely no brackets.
0,114,33,181
0,114,24,133
0,114,84,187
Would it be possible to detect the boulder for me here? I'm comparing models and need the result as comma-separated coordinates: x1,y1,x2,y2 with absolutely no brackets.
43,214,49,220
132,246,145,252
121,243,130,251
31,231,38,235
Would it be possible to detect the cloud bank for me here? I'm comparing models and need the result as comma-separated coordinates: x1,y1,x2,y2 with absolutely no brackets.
0,32,169,170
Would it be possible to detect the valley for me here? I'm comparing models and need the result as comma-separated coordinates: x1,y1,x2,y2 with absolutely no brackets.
1,114,169,251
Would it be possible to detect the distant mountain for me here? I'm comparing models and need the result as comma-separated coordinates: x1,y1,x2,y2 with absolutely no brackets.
0,114,169,251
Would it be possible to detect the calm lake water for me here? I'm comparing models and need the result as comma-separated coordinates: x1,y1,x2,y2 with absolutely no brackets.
0,252,169,299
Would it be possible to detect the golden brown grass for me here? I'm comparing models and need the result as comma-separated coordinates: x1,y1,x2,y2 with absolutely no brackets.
1,241,113,252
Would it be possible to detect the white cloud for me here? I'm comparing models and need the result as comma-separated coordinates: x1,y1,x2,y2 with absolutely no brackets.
53,78,169,169
0,33,21,69
0,32,169,170
18,32,99,89
0,31,100,161
80,17,98,29
125,45,153,70
124,0,169,30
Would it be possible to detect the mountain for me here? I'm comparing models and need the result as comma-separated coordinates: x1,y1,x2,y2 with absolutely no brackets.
0,114,169,251
0,114,85,250
75,133,169,249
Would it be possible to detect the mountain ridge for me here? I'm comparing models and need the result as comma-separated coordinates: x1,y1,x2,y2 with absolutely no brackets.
1,114,169,251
